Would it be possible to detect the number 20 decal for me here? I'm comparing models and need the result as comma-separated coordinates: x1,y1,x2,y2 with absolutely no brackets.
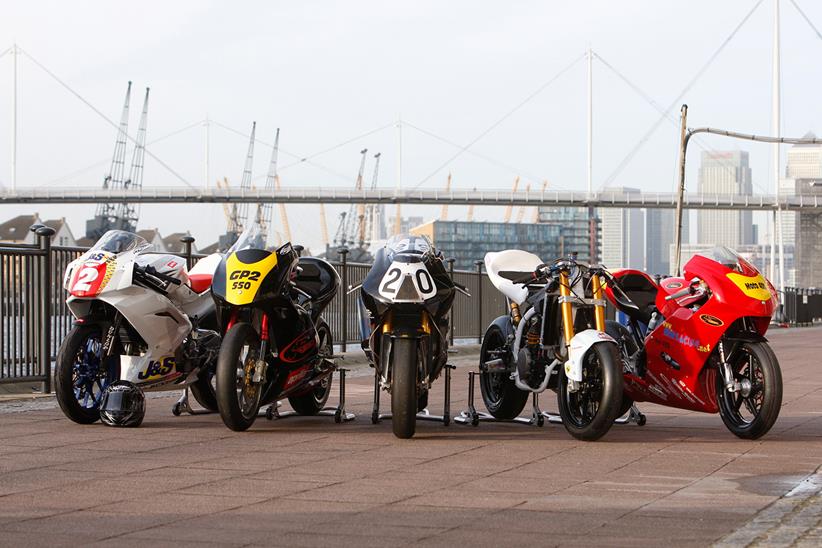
378,263,436,300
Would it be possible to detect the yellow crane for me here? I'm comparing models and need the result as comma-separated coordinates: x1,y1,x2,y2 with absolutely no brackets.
503,176,520,223
274,174,292,243
516,183,531,223
319,203,329,247
440,173,451,220
216,177,239,232
533,180,548,223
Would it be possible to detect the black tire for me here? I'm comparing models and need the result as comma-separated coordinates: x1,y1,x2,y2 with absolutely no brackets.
288,321,333,415
55,324,118,425
716,341,782,440
189,366,218,412
479,324,528,419
557,342,623,441
391,337,418,439
216,322,264,432
604,321,636,419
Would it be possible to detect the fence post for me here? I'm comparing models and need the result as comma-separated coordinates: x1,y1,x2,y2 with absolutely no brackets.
37,226,56,393
339,247,349,352
447,258,455,346
180,235,195,269
474,259,483,344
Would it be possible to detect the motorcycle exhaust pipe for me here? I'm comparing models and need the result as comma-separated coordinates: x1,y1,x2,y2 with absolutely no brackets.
481,359,507,373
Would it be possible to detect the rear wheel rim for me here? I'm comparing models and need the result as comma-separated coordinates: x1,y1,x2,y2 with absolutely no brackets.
312,327,333,404
480,329,507,407
564,351,604,427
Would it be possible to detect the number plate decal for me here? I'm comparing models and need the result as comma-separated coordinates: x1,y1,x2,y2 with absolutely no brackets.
378,262,436,301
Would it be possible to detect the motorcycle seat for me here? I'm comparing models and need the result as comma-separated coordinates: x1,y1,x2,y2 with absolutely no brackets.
188,274,213,294
485,250,543,305
613,271,658,325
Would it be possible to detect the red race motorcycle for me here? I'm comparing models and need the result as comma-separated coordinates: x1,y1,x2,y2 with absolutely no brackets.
604,247,782,439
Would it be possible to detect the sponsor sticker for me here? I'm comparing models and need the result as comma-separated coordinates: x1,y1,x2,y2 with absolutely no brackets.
699,314,724,327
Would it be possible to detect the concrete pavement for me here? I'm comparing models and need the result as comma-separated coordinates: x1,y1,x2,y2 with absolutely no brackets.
0,328,821,547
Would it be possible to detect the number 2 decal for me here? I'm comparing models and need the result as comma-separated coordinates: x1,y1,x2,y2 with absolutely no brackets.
73,267,99,292
380,267,402,294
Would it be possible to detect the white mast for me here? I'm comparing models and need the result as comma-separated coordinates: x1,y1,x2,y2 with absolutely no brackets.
771,0,785,295
204,115,210,190
11,43,17,192
587,46,593,196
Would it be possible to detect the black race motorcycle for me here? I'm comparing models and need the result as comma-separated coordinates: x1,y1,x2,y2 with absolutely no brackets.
212,227,344,431
359,234,464,438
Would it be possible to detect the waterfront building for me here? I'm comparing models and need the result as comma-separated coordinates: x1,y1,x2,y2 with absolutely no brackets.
697,151,754,248
410,220,562,270
536,206,599,263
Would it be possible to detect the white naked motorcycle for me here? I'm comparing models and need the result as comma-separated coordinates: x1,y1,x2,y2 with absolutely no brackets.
55,230,222,424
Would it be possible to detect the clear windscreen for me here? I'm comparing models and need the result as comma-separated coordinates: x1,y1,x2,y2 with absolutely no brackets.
386,234,432,254
697,246,749,272
228,224,267,253
92,230,149,255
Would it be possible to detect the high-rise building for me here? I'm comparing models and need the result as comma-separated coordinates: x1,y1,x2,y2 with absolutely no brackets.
536,207,599,263
697,151,754,247
646,208,689,276
410,220,563,270
599,188,644,270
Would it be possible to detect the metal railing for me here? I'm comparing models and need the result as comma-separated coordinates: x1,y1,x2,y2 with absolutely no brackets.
6,229,817,393
0,232,507,391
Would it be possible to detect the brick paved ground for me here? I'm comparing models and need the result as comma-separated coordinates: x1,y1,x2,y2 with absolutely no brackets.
1,327,821,547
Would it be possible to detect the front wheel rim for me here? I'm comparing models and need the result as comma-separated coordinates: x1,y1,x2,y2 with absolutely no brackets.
719,347,765,427
564,351,604,427
235,334,263,420
71,333,112,410
480,330,507,406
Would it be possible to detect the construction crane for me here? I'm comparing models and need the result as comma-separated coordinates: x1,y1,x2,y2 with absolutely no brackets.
217,178,238,232
118,87,149,231
217,122,256,250
516,183,530,223
533,180,548,223
440,173,451,220
363,152,382,245
503,176,520,223
256,128,291,247
86,82,150,239
319,203,330,248
337,149,367,247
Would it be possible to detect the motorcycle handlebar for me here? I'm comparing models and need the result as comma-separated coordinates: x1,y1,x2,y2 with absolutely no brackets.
137,265,182,286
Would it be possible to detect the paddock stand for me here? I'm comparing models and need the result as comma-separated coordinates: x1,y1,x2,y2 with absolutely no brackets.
263,368,356,423
371,363,455,426
171,385,214,416
454,371,647,427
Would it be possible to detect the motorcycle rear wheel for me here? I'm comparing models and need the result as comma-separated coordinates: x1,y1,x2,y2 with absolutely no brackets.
216,322,264,431
716,341,782,440
557,342,623,441
391,337,418,439
288,321,333,415
479,324,528,419
189,367,218,412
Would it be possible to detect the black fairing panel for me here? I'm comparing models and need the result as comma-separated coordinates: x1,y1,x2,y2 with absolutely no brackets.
293,257,339,316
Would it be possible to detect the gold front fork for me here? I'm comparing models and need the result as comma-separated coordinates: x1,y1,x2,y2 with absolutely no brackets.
592,274,606,332
559,271,575,346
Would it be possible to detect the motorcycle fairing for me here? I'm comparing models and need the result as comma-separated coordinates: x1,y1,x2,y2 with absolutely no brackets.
484,249,543,305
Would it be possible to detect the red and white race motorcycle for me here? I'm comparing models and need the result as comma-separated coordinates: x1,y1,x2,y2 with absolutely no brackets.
55,230,222,424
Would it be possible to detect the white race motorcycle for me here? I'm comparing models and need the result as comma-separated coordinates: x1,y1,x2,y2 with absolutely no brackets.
55,230,222,424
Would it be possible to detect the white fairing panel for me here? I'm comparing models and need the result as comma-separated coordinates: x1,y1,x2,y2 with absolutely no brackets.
378,261,436,303
484,250,543,305
564,329,616,382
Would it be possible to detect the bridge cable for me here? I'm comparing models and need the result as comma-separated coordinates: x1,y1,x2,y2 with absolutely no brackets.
595,52,772,196
789,0,822,41
402,120,570,191
17,46,198,189
44,118,207,187
601,0,765,188
410,52,586,190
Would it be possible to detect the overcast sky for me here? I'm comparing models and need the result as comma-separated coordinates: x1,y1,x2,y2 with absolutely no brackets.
1,0,821,250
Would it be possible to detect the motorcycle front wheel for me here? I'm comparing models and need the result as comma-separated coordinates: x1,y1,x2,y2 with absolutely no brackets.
716,341,782,440
55,324,118,424
557,342,623,441
391,337,418,439
216,322,264,431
